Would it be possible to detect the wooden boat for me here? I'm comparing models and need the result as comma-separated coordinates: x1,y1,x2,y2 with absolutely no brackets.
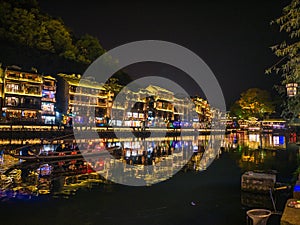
8,147,122,162
241,170,276,193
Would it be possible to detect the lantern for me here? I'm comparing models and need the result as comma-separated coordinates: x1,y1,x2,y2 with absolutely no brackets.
286,83,298,97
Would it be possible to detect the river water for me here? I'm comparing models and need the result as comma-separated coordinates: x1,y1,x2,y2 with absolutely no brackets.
0,132,299,225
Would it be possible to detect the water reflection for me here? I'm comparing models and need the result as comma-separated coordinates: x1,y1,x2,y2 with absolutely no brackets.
222,133,286,150
221,133,300,178
0,133,299,202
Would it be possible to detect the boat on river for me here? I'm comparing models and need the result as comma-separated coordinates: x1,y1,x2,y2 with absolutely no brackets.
241,171,277,193
7,147,122,162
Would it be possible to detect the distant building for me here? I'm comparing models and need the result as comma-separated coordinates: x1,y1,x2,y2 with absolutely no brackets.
2,67,43,123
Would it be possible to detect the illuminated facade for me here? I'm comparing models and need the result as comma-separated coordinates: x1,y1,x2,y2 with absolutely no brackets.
117,88,148,127
111,85,211,128
56,73,113,126
0,67,3,119
192,97,218,128
2,67,43,123
145,85,176,127
111,86,178,127
0,67,213,127
41,76,56,124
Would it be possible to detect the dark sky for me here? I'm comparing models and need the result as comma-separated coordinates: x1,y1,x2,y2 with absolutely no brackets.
39,0,290,107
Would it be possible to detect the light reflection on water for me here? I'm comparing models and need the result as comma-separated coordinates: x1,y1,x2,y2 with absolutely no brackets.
0,133,298,202
222,133,286,150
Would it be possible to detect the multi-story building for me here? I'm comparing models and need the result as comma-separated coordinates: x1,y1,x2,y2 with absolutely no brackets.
192,97,211,128
0,67,3,119
110,86,175,128
56,73,113,127
145,85,175,126
122,88,148,127
110,85,211,128
0,66,214,127
2,67,43,123
41,76,56,124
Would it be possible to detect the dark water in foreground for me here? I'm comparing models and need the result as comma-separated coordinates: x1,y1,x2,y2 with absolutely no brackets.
0,133,299,225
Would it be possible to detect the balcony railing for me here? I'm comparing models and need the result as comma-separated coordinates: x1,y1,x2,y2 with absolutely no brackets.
41,111,55,115
68,100,109,108
43,85,56,91
97,103,107,107
41,97,56,102
5,90,42,97
24,90,41,95
5,103,41,110
5,75,42,83
69,100,97,106
69,91,109,98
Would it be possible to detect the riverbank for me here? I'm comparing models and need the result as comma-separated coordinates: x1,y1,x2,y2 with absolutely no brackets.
0,127,219,144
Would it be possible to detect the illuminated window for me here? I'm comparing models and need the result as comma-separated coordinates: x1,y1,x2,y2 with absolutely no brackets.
42,90,55,99
44,80,54,86
25,85,40,95
6,83,20,93
5,97,19,106
41,102,54,114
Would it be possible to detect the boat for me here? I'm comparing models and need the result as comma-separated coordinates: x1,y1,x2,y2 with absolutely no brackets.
241,170,277,193
7,147,122,162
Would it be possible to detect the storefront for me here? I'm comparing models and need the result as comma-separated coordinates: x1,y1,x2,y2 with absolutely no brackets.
42,115,56,124
3,109,40,122
124,111,145,127
95,117,109,127
109,119,122,126
41,102,55,115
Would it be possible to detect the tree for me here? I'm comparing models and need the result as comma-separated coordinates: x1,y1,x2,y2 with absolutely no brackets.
6,0,39,10
229,102,243,118
76,34,105,64
266,0,300,120
230,88,275,120
44,19,76,57
103,77,123,95
0,4,38,47
0,0,104,64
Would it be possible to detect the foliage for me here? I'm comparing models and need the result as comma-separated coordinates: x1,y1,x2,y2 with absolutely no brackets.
76,34,105,64
103,78,123,95
0,0,132,87
0,0,104,64
229,102,243,118
230,88,275,119
266,0,300,120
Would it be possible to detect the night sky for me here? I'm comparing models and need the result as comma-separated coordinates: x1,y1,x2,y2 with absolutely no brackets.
39,0,290,107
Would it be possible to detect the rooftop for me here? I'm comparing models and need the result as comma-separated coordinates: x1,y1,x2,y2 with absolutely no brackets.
58,73,106,90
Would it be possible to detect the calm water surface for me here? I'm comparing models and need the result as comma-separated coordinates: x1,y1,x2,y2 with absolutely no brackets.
0,133,299,225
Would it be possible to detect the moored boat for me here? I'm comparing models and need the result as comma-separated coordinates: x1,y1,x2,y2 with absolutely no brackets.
7,147,122,162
